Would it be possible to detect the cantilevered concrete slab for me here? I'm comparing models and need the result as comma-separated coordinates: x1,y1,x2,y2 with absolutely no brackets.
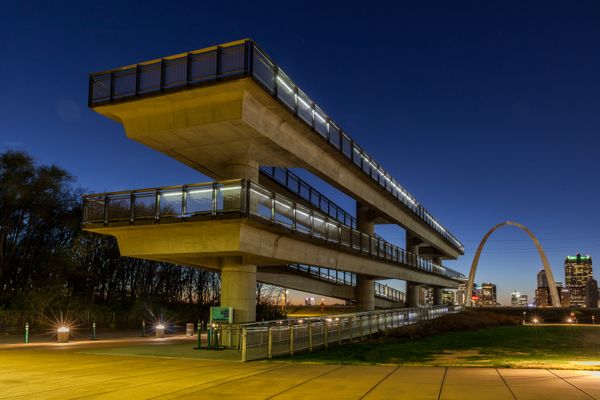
89,40,463,259
85,219,460,289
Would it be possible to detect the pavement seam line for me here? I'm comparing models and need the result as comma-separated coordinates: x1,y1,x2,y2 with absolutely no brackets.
358,365,400,400
495,369,518,400
266,364,346,399
147,363,290,399
436,367,448,400
546,369,596,400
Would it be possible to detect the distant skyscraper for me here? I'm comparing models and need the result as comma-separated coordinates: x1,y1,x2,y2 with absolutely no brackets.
456,284,466,305
511,290,521,307
518,294,528,307
565,254,593,307
480,282,497,306
585,279,599,308
441,290,455,305
560,287,571,307
535,269,562,307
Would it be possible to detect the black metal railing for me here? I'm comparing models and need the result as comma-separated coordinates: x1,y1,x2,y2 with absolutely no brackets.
285,264,405,303
88,39,463,254
82,179,465,282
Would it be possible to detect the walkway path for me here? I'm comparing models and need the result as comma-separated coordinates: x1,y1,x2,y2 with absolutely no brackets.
0,346,598,399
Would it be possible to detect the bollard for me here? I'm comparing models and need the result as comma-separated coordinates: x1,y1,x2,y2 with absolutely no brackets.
142,320,146,337
197,319,201,349
57,327,69,343
186,323,194,336
207,325,212,349
92,321,96,340
24,322,29,344
156,324,165,338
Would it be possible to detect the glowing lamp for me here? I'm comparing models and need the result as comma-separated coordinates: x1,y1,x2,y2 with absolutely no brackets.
155,323,166,338
57,326,70,343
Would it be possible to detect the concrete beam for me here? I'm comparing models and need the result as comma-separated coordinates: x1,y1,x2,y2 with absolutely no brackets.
85,219,460,288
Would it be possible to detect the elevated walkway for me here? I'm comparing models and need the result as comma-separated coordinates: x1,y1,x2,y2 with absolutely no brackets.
88,39,463,259
83,179,464,290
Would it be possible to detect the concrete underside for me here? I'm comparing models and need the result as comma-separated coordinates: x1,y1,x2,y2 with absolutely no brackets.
93,78,460,259
257,267,402,308
85,219,459,289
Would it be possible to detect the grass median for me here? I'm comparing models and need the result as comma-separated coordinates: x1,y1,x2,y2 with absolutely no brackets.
284,311,600,370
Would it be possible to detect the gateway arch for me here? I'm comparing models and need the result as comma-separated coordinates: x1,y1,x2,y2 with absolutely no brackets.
466,221,561,307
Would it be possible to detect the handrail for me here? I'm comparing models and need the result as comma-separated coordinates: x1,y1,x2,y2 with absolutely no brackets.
285,264,405,303
88,39,463,254
82,179,465,281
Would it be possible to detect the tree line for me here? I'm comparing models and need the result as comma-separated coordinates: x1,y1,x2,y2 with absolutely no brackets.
0,150,280,332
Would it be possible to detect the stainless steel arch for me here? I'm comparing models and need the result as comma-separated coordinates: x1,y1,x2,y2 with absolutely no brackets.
466,221,561,307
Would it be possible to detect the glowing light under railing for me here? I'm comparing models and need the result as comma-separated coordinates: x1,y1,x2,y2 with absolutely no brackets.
275,200,291,209
297,95,310,109
295,209,310,218
314,111,326,123
250,188,270,199
219,186,241,192
187,188,212,195
161,191,183,197
276,75,293,93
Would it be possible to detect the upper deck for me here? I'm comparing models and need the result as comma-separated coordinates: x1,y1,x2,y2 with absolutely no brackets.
89,39,464,258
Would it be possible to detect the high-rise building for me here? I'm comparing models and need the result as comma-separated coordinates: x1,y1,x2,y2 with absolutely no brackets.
535,269,563,307
537,269,549,288
511,290,521,307
565,254,593,307
480,282,497,306
456,284,466,305
585,279,599,308
442,290,455,305
560,288,571,307
518,294,528,307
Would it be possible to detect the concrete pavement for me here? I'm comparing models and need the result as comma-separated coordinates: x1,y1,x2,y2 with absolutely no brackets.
1,345,599,399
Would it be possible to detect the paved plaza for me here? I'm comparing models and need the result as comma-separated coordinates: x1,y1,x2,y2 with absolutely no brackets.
1,339,599,399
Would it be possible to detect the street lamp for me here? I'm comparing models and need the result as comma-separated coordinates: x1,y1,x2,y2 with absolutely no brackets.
57,326,70,343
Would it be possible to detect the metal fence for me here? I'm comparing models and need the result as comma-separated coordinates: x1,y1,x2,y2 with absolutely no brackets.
88,39,463,254
82,179,465,282
237,305,462,361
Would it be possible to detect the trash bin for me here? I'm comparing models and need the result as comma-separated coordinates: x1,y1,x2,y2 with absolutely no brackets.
186,323,194,336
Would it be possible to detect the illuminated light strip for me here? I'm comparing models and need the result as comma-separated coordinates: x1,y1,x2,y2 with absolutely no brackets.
297,95,310,109
187,189,213,195
314,111,326,123
160,191,183,198
219,186,241,192
295,209,310,218
276,75,293,93
274,200,291,209
250,188,270,199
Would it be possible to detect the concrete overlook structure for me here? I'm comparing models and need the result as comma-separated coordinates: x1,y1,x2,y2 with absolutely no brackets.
83,39,465,322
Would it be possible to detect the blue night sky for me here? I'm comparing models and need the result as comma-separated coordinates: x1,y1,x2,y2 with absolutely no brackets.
2,1,599,305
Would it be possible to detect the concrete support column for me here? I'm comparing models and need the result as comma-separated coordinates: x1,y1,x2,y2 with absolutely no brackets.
220,256,257,323
356,202,375,311
356,275,375,311
432,286,443,306
407,282,421,307
223,159,259,181
356,202,375,236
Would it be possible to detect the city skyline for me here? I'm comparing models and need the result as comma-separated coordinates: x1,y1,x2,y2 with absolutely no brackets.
2,2,600,305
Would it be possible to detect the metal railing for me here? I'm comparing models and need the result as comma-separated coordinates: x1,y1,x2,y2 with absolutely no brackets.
260,166,357,229
82,179,465,282
88,39,463,254
285,264,404,303
237,305,462,361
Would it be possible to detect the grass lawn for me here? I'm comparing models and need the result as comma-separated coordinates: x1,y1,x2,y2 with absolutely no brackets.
285,325,600,370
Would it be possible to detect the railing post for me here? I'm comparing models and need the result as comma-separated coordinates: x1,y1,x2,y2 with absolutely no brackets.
289,326,294,356
211,182,217,216
181,186,187,219
103,195,109,227
154,189,160,223
241,327,247,362
129,192,135,225
271,192,276,222
308,321,313,352
267,327,273,360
